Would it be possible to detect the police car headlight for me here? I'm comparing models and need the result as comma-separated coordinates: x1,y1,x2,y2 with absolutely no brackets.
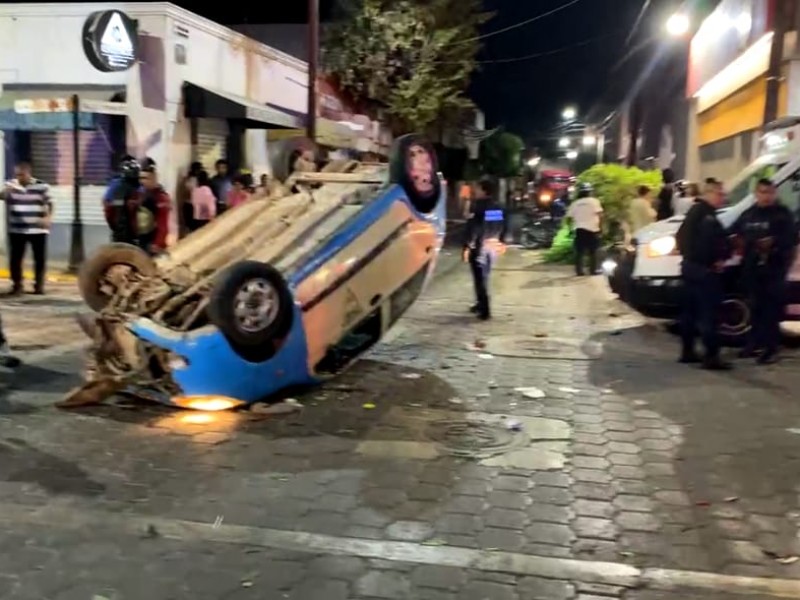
645,235,678,258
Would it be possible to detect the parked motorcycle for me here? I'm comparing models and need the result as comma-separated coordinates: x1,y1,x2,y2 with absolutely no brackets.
519,210,561,249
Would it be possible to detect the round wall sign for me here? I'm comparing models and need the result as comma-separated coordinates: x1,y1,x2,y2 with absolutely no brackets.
82,10,139,73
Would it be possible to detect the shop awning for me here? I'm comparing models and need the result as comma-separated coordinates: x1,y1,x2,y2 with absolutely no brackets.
0,109,96,131
183,82,302,130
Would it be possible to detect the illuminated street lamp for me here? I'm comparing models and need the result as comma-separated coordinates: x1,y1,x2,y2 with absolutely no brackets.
566,150,578,160
582,134,596,147
527,156,541,167
562,106,577,121
666,12,690,37
558,137,570,148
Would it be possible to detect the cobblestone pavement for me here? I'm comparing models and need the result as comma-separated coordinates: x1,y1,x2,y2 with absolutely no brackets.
0,251,800,598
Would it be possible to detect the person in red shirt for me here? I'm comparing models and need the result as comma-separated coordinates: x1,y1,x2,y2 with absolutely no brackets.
138,165,171,254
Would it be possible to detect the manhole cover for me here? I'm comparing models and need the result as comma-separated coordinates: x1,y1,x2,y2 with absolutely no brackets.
426,420,526,458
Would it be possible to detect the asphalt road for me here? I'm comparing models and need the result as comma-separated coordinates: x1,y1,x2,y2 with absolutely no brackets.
0,250,800,599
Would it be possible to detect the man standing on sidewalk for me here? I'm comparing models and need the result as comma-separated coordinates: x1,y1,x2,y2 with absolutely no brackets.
1,161,52,295
676,178,731,370
567,182,603,276
463,178,507,321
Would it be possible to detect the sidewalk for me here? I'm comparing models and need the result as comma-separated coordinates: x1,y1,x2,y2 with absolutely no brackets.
0,258,76,283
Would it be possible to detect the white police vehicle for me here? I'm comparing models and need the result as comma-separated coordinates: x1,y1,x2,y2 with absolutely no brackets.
605,117,800,345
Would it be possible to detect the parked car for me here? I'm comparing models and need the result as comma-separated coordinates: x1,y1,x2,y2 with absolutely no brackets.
65,134,446,410
604,118,800,345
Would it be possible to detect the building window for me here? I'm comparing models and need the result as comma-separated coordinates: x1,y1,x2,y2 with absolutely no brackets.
699,136,735,162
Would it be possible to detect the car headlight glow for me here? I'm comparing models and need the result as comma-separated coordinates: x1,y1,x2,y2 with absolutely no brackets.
540,193,552,203
602,259,617,275
171,396,245,411
645,235,678,258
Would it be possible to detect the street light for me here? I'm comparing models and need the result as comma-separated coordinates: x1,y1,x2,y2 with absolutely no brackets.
582,134,596,147
562,106,577,121
558,137,570,148
527,157,541,167
566,150,578,160
666,13,690,37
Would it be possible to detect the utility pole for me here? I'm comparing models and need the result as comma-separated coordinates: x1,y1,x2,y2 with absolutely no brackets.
68,93,84,272
307,0,319,142
764,0,793,125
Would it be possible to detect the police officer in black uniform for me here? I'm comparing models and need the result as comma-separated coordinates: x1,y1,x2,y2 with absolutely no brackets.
731,178,796,364
676,178,732,370
463,178,507,321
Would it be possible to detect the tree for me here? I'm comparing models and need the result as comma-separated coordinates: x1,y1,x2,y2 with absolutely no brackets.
478,131,525,178
324,0,488,134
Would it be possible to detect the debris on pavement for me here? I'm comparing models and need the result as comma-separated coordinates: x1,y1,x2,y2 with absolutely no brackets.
362,402,377,410
724,496,740,503
506,419,523,432
250,399,303,416
401,372,422,379
477,353,495,360
213,515,224,528
143,524,159,539
515,386,546,399
533,332,549,338
558,386,581,394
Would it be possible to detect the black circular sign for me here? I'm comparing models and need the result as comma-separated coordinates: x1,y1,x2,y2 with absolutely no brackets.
82,10,139,73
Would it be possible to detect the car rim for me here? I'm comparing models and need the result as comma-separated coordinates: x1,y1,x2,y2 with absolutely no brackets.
718,297,751,336
234,278,280,333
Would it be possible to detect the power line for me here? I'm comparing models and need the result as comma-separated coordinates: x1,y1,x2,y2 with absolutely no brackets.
439,30,623,65
450,0,585,46
624,0,652,48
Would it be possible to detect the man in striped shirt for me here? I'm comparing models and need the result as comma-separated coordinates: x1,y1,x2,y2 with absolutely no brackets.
1,162,52,295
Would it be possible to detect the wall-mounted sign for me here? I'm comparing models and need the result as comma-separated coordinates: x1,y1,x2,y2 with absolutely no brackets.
83,10,139,72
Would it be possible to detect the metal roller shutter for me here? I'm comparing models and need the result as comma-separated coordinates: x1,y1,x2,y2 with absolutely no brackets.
195,118,228,170
30,130,112,226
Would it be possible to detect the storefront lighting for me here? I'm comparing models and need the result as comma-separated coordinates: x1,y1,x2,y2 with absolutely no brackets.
736,13,752,36
558,137,570,148
582,135,596,146
566,150,578,160
694,32,773,112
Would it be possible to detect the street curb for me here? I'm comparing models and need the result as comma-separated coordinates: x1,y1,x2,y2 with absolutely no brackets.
0,269,77,283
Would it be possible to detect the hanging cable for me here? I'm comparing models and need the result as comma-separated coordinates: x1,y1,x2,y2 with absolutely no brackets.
449,0,585,46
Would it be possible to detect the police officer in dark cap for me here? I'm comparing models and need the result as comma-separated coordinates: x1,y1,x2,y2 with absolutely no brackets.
676,178,732,370
731,178,796,364
103,157,141,244
463,178,507,320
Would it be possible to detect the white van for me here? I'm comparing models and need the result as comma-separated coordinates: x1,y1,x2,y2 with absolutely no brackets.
605,117,800,345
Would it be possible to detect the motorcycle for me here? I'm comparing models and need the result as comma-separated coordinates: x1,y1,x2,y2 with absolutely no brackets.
519,210,561,249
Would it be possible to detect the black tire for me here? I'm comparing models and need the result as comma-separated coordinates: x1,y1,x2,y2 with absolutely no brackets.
717,293,751,347
207,261,294,363
389,134,441,214
79,243,157,312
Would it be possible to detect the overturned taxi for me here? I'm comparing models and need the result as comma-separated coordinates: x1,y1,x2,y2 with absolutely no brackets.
64,135,446,410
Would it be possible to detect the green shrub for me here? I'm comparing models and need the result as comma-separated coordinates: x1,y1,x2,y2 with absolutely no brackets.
543,164,662,264
578,163,662,244
543,221,574,263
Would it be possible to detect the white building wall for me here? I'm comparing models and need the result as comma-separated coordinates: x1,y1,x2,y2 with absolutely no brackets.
0,2,310,260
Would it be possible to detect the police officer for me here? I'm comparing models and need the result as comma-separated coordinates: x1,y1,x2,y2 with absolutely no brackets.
463,178,507,321
731,178,796,364
676,178,731,370
104,157,141,244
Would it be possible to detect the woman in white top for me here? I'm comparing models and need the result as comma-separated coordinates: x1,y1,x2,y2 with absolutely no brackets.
673,182,699,216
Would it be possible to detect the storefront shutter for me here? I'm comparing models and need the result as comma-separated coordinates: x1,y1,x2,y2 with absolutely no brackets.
30,130,112,226
195,118,228,171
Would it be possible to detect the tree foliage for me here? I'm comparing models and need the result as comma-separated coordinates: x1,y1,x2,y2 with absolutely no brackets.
323,0,489,134
544,163,663,263
478,131,525,178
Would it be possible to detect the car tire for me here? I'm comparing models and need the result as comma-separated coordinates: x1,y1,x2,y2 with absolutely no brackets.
389,134,441,214
79,243,157,312
717,293,751,347
207,260,294,363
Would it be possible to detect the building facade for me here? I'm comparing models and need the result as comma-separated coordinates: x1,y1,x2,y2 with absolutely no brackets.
0,3,311,260
686,0,800,183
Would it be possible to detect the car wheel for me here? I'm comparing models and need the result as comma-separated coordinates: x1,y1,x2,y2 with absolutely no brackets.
79,243,157,312
718,294,751,347
389,134,441,214
207,260,294,363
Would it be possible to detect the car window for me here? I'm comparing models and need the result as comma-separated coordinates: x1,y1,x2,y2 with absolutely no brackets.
777,170,800,214
725,163,784,206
